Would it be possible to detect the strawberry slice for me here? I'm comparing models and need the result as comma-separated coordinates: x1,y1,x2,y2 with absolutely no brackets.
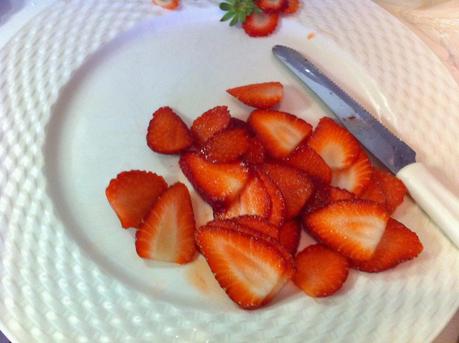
248,110,313,159
215,176,271,219
242,12,280,38
201,128,250,163
227,82,283,109
257,0,287,13
146,107,193,154
282,0,300,14
232,215,279,239
256,168,286,226
331,151,373,195
106,170,167,228
135,183,196,263
359,172,386,207
179,152,249,209
284,143,332,184
374,169,407,213
308,117,360,170
293,244,349,297
191,106,231,145
152,0,180,10
278,220,301,255
195,222,295,309
243,138,266,165
304,200,389,261
206,217,278,240
351,218,423,272
303,181,354,214
260,163,314,219
329,187,355,201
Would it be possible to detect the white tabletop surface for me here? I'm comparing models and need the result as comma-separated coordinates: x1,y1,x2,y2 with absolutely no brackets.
0,1,457,342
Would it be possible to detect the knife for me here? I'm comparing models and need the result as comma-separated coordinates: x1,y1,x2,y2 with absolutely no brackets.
273,44,459,248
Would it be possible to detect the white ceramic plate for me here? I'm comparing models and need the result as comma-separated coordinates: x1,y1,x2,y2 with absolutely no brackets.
1,1,459,342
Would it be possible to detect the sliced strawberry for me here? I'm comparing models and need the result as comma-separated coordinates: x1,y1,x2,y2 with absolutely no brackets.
232,215,279,239
303,181,354,214
242,12,280,38
373,169,407,213
331,151,373,195
329,187,354,202
195,223,294,309
257,0,287,13
304,200,389,261
106,170,167,228
260,163,314,219
243,138,266,165
282,0,300,14
278,220,301,255
152,0,180,10
191,106,231,145
179,152,249,209
351,218,423,272
359,172,386,207
146,107,193,154
206,217,278,240
227,82,283,109
293,244,349,297
284,143,332,184
308,117,360,170
201,128,250,163
256,168,286,226
215,176,271,220
248,110,313,159
135,183,196,263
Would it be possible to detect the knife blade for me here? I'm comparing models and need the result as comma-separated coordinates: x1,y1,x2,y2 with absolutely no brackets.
273,44,459,248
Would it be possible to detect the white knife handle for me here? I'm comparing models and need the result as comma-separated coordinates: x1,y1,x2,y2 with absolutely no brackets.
397,162,459,248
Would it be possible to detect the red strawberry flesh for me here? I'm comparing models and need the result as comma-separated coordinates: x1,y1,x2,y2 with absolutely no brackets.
249,109,313,159
293,244,349,297
135,182,196,264
106,170,167,228
146,107,193,154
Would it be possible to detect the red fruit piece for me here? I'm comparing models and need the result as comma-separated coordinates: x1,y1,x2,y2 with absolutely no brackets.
304,200,389,261
135,183,196,263
351,218,423,272
215,176,271,220
374,169,407,213
195,223,295,309
278,220,301,255
191,106,231,145
233,215,279,239
152,0,179,10
242,12,280,38
293,244,349,297
248,110,313,159
201,128,250,163
180,152,249,209
282,0,300,14
303,181,354,214
256,169,286,226
257,0,287,13
146,107,193,154
261,163,314,219
285,143,332,184
331,151,373,195
227,82,283,109
106,170,168,228
329,187,355,201
359,171,386,207
308,117,360,170
243,138,266,165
